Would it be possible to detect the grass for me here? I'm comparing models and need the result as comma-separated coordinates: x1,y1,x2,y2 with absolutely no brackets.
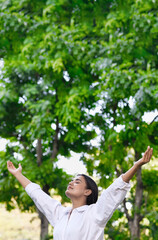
0,204,40,240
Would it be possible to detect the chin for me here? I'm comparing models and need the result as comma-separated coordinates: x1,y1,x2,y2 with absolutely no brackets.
65,190,70,198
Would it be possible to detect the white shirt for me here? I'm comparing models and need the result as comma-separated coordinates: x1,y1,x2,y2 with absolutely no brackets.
25,175,130,240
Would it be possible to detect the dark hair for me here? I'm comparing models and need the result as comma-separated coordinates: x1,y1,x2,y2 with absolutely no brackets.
77,174,98,205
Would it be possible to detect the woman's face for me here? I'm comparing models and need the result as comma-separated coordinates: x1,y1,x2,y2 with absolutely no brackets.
65,175,91,200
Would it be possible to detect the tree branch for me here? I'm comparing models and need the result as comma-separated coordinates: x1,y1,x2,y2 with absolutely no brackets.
36,138,42,166
123,198,132,221
51,118,59,159
150,115,158,125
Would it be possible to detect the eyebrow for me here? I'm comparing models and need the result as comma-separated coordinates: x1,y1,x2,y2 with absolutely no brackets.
73,178,82,182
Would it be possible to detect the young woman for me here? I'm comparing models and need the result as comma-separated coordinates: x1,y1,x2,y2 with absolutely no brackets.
7,146,153,240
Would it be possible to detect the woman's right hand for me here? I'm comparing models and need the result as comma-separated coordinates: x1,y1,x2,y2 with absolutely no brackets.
7,160,22,176
7,161,31,188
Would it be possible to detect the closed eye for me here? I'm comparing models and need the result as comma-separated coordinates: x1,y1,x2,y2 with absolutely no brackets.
74,178,82,184
75,181,81,184
71,178,82,184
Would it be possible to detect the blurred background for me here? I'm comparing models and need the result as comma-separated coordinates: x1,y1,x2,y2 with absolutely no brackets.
0,0,158,239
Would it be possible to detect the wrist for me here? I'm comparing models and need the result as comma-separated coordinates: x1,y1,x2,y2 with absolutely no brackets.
14,171,23,178
134,159,143,168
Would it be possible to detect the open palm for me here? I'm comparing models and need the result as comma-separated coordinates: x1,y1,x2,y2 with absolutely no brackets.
7,161,22,176
138,146,153,166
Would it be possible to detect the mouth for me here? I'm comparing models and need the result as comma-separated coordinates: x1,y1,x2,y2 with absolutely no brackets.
67,186,73,190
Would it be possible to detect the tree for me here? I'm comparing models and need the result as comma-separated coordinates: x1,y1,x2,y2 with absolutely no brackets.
0,0,158,239
82,0,158,239
0,0,100,238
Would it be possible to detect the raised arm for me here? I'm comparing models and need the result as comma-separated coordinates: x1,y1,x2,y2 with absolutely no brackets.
7,161,31,188
122,146,153,183
94,146,153,227
7,160,65,226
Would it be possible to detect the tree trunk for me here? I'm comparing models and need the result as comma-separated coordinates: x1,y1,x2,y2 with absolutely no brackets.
36,118,59,240
124,166,143,240
37,184,50,240
123,150,144,240
37,208,49,240
36,139,49,240
129,167,143,240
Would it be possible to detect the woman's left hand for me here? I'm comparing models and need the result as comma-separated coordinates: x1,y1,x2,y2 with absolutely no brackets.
136,146,153,166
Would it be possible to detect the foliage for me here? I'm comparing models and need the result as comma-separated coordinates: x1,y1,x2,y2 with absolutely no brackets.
0,0,157,239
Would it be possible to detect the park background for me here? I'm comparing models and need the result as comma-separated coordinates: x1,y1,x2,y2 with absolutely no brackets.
0,0,158,239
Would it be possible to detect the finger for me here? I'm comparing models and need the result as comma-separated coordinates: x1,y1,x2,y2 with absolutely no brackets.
7,161,12,167
146,147,152,161
146,147,150,158
146,146,151,158
147,146,150,155
143,148,148,160
8,161,15,169
149,148,153,159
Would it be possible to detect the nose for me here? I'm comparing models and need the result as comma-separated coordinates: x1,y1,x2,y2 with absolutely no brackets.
67,181,74,190
69,180,74,186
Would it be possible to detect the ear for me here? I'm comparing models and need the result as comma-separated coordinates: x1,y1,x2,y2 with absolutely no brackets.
84,189,92,197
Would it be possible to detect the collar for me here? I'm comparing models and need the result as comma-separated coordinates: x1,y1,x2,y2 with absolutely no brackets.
65,205,89,214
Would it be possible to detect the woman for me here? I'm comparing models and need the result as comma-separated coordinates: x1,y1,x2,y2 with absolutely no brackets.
7,146,153,240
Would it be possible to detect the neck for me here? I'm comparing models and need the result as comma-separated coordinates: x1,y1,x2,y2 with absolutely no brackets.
71,198,87,210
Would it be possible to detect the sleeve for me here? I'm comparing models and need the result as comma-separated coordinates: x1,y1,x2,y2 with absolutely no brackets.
25,182,65,227
94,175,131,227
